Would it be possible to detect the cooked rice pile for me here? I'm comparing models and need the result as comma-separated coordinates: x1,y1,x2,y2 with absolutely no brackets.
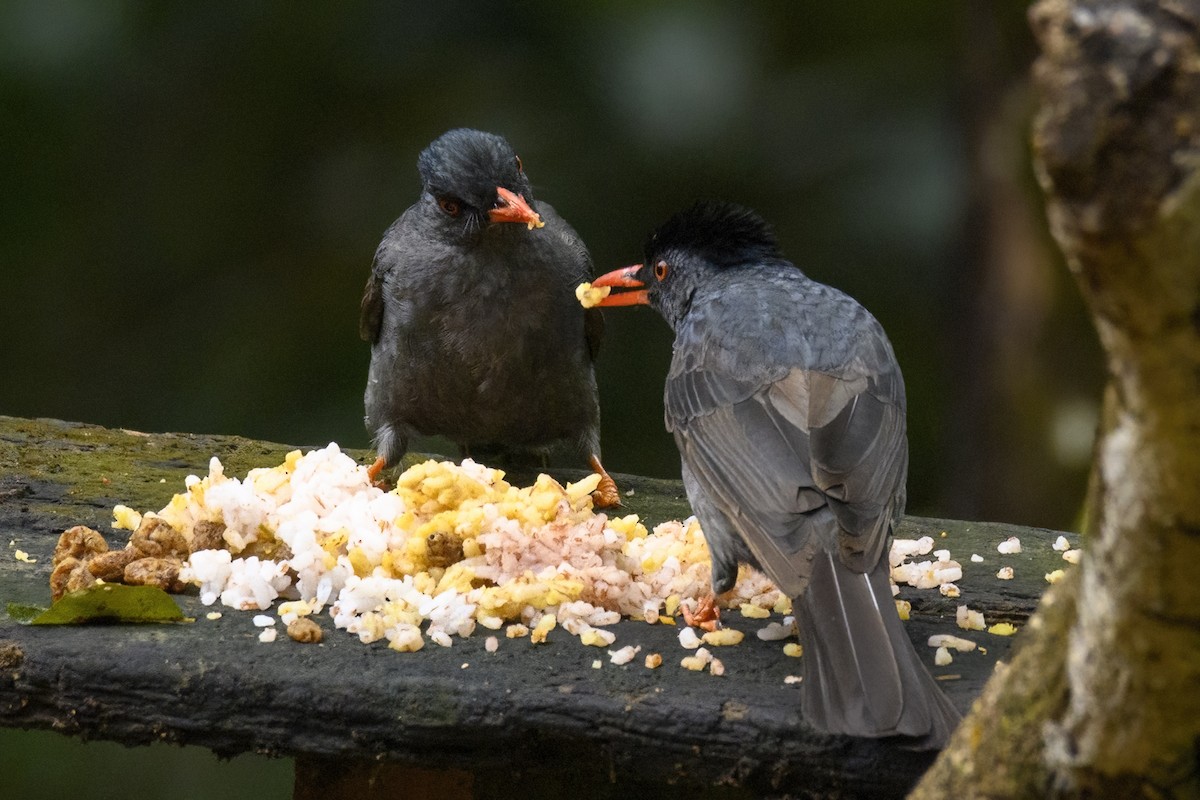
111,445,789,651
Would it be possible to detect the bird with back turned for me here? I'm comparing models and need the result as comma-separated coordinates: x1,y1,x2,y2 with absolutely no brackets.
360,128,618,506
592,201,960,746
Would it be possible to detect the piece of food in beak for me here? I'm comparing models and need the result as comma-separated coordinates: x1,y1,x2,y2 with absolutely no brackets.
591,264,649,307
575,281,612,309
489,186,544,229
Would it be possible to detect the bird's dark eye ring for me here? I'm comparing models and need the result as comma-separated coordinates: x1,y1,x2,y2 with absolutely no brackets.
514,155,523,173
654,260,669,281
438,196,462,217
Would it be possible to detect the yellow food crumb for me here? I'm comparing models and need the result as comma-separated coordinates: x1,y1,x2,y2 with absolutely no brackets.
206,611,223,620
575,282,611,309
506,624,529,639
14,550,36,564
580,627,616,647
112,505,143,531
530,613,556,644
1045,569,1065,584
987,622,1018,636
783,643,803,658
895,599,911,621
739,603,769,619
644,653,663,669
702,628,745,646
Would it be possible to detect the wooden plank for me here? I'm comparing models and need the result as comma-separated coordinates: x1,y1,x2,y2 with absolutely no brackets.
0,416,1077,799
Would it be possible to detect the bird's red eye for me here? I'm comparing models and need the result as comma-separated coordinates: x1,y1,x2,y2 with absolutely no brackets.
438,196,462,217
514,155,523,173
654,260,669,281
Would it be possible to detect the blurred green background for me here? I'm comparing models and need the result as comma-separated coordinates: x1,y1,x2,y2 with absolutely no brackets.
1,2,1102,796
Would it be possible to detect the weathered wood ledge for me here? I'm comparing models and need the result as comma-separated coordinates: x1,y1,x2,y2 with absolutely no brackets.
0,416,1075,799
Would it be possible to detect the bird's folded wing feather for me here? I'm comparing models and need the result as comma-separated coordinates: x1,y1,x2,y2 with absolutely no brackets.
667,329,907,596
359,225,405,345
539,202,604,362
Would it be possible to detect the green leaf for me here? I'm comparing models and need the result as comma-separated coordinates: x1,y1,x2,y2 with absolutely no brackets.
6,603,46,624
18,584,187,625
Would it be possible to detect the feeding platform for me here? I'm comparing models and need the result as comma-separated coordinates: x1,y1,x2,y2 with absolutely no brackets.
0,416,1074,799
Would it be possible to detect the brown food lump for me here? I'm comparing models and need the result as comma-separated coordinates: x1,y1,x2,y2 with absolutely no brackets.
53,526,109,566
287,618,323,644
130,517,189,559
50,556,97,601
123,557,186,593
87,547,140,581
190,519,227,553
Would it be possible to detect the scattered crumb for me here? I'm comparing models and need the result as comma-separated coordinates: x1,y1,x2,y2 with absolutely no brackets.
607,645,640,665
970,554,984,563
934,646,953,666
1063,549,1082,565
644,653,662,669
928,634,977,652
205,611,223,621
739,603,770,619
252,614,275,627
485,636,499,653
939,583,960,598
1046,569,1065,584
996,566,1014,580
702,628,744,647
997,536,1021,555
756,621,793,641
1053,535,1071,552
258,627,277,643
957,605,986,631
506,624,529,639
530,614,556,644
14,550,35,564
286,617,323,643
783,643,803,658
709,658,725,676
680,647,714,671
678,627,702,649
988,622,1018,636
895,599,911,620
591,659,602,669
784,675,802,685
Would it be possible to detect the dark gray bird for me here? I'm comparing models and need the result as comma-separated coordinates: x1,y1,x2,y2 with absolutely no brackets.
592,201,960,746
360,128,618,505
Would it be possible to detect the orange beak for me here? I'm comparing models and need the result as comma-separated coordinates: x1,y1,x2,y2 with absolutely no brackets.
592,264,649,307
489,186,544,229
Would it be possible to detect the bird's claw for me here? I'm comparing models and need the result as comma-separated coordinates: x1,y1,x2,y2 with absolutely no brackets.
591,474,620,509
682,594,721,631
587,454,621,509
366,455,392,490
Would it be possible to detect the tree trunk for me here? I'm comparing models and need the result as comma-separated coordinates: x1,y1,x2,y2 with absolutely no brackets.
913,1,1200,796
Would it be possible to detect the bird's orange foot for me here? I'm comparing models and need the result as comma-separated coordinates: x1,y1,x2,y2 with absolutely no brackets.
366,455,391,490
587,454,620,508
682,594,721,631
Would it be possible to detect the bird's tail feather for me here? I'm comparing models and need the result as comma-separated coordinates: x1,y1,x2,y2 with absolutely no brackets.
797,551,960,748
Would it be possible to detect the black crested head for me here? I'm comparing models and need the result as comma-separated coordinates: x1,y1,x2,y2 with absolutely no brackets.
644,201,781,270
417,128,529,202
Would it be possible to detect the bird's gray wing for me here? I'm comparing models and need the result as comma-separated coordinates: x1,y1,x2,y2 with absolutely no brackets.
359,268,385,344
359,223,403,345
538,201,603,361
667,329,907,598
